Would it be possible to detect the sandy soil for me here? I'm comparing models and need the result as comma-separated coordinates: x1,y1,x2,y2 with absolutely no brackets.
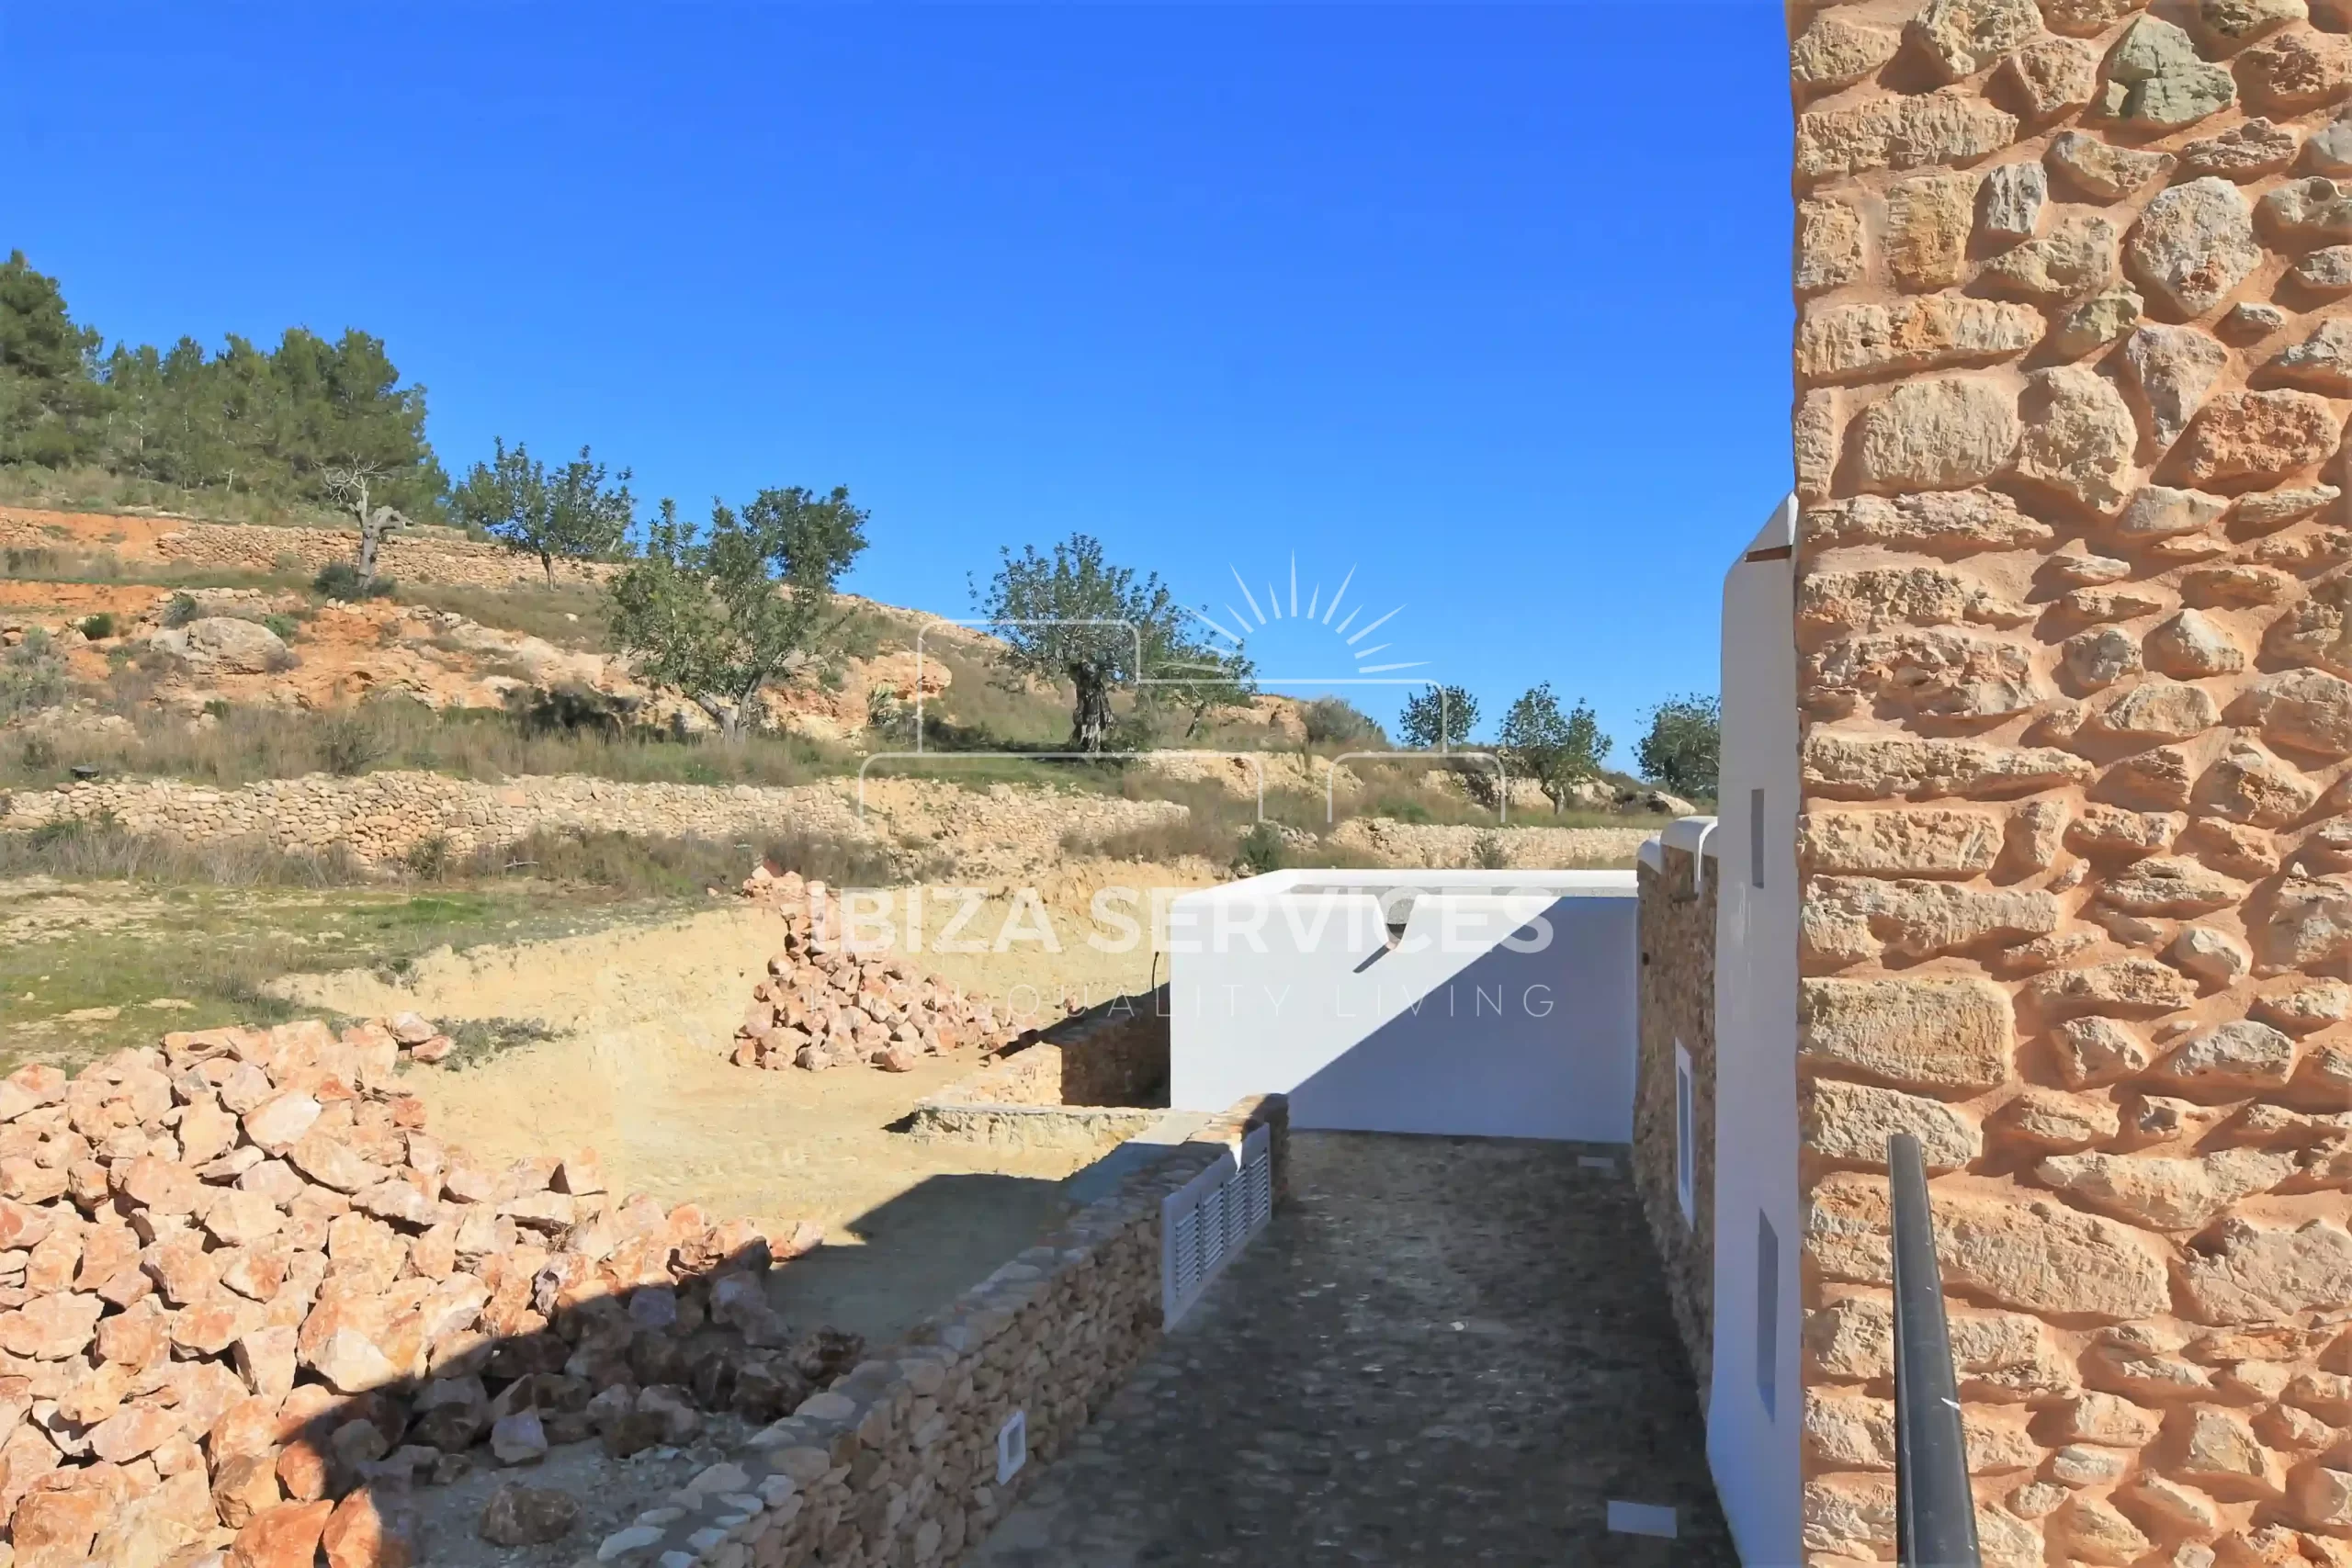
277,878,1206,1343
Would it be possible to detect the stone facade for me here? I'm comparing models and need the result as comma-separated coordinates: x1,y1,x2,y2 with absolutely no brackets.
623,1095,1287,1568
1786,6,2352,1565
908,992,1173,1151
1635,843,1718,1407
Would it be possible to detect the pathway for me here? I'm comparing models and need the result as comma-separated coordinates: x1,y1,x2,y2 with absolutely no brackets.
970,1129,1737,1566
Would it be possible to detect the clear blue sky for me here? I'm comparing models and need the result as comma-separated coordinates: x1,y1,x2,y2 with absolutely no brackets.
6,2,1793,758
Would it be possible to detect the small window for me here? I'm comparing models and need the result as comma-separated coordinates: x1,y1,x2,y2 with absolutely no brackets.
1673,1043,1695,1227
1749,787,1766,889
1757,1211,1780,1421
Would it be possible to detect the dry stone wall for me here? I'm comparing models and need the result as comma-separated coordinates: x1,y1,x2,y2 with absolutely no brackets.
1634,842,1719,1407
622,1095,1287,1568
0,772,1187,881
1788,4,2352,1565
0,508,613,591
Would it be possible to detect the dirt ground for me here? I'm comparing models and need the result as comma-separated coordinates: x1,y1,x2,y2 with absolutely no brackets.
278,876,1207,1343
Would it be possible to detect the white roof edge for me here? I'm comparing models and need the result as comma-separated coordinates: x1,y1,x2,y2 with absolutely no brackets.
1740,492,1798,558
1636,838,1665,873
1662,816,1719,865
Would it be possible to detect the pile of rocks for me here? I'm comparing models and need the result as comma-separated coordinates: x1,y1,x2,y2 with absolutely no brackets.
0,1018,856,1566
731,865,1016,1073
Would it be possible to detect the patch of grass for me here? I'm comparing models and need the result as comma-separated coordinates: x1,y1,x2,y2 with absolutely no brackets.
433,1016,560,1073
392,581,615,652
0,463,352,529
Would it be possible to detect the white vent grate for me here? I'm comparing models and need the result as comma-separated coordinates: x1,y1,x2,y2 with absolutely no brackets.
1162,1124,1272,1326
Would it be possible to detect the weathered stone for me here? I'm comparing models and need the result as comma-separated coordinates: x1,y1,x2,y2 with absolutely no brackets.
2180,117,2299,178
1885,173,1981,292
2001,36,2103,118
1928,1190,2174,1319
2015,367,2138,513
2096,681,2221,742
1978,162,2047,243
2069,620,2144,695
2256,872,2352,966
1798,297,2044,385
2261,175,2352,243
1911,0,2044,81
0,1292,104,1360
1804,1472,1896,1558
2037,1148,2297,1228
2177,1404,2288,1491
478,1482,578,1547
2199,739,2316,825
2101,16,2238,125
1807,627,2042,719
489,1408,547,1466
229,1499,335,1568
2222,301,2289,343
1996,1087,2120,1150
2144,608,2243,677
1982,210,2118,299
1806,1292,2073,1400
2169,924,2252,985
2182,562,2297,606
1798,564,2028,635
2176,390,2340,486
2164,1018,2298,1088
2066,584,2173,625
1798,976,2013,1091
1799,809,2002,877
2254,977,2352,1032
1791,12,1902,90
2121,327,2228,450
2048,131,2176,200
2264,572,2352,680
2128,178,2262,317
2030,957,2198,1017
2250,669,2352,755
2267,318,2352,397
2042,0,2149,36
322,1484,416,1568
2202,0,2307,43
2184,1216,2352,1322
1804,878,2058,964
2240,26,2352,112
241,1093,321,1156
2292,244,2352,295
2119,484,2230,545
1795,92,2018,182
1802,491,2051,556
2098,853,2245,916
2059,1495,2154,1565
1848,377,2020,493
1795,198,1865,296
1794,389,1838,506
1803,731,2092,801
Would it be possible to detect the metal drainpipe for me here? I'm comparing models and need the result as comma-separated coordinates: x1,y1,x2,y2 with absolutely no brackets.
1890,1132,1981,1568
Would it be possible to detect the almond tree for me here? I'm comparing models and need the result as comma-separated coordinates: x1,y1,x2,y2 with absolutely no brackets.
453,437,636,586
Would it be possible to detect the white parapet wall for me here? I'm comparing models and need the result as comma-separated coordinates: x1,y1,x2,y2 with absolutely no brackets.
1166,869,1638,1143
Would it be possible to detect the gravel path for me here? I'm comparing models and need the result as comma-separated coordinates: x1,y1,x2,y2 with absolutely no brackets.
969,1129,1736,1566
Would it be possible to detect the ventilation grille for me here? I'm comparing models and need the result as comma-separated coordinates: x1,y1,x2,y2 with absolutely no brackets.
1162,1124,1272,1326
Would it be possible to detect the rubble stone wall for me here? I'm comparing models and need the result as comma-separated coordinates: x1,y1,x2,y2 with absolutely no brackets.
1634,843,1719,1407
0,771,1184,873
1786,4,2352,1564
639,1094,1289,1568
0,508,614,591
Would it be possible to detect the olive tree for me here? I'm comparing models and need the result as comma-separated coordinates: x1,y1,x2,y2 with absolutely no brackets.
608,487,868,741
1498,683,1611,812
453,437,635,586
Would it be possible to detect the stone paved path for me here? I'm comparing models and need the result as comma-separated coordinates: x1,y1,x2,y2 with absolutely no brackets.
970,1130,1737,1566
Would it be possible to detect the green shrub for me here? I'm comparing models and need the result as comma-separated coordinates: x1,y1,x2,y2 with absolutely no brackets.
403,834,453,879
314,562,395,602
317,715,385,777
163,592,199,628
261,614,299,642
76,613,116,641
0,632,68,721
1473,831,1510,871
1300,696,1385,750
1234,821,1285,877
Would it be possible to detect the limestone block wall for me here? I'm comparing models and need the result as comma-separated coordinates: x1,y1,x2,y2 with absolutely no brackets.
1787,4,2352,1564
1634,840,1720,1405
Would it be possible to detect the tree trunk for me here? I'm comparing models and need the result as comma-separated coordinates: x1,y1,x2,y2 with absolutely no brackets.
539,549,554,589
348,475,377,580
1069,663,1114,753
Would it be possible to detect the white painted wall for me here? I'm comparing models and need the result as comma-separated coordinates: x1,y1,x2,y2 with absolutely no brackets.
1167,869,1638,1142
1706,495,1804,1566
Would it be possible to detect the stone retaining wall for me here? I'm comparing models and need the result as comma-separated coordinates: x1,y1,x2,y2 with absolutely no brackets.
0,771,1184,879
1634,840,1718,1409
1786,6,2352,1564
0,507,613,591
609,1094,1287,1568
907,992,1170,1151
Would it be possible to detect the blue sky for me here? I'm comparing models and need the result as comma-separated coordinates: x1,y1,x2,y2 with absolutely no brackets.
5,2,1793,757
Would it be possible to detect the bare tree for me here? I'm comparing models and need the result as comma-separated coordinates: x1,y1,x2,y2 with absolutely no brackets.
323,462,413,584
